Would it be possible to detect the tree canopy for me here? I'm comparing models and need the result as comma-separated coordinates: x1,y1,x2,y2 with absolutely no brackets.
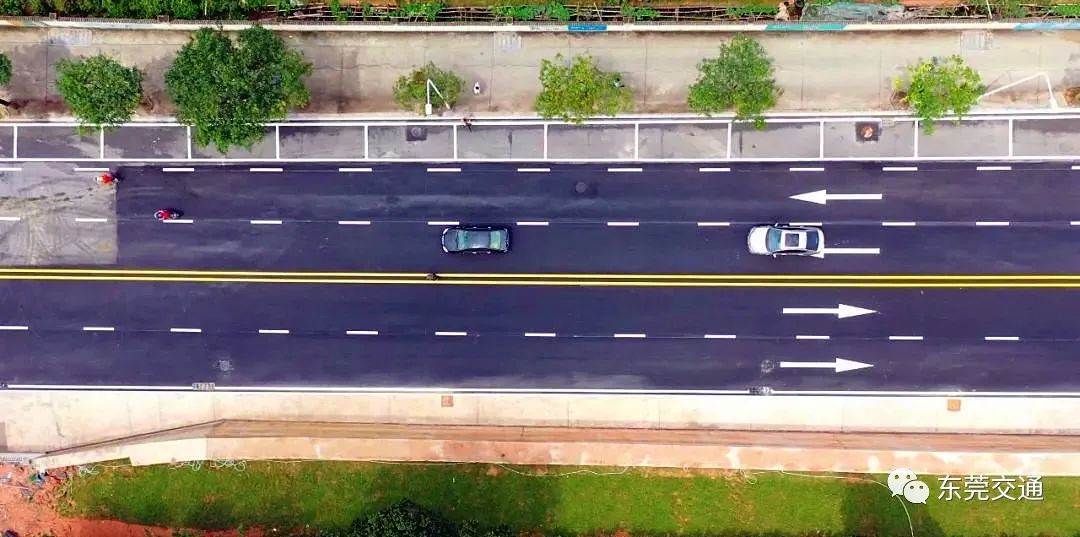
165,25,312,152
894,55,985,134
687,35,779,128
534,53,632,123
55,54,142,131
393,62,464,114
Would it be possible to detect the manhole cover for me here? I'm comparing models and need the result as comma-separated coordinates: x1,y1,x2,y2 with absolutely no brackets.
405,126,428,142
855,121,880,143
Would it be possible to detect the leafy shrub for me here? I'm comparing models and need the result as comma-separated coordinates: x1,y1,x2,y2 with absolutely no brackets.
48,0,69,13
389,1,442,20
74,0,99,14
492,3,543,19
329,0,348,20
167,0,198,18
893,55,985,134
0,0,23,14
352,499,455,537
688,35,780,127
620,3,657,19
25,0,46,15
0,54,12,86
393,62,463,114
535,53,633,123
727,4,778,16
132,0,163,17
1052,1,1080,15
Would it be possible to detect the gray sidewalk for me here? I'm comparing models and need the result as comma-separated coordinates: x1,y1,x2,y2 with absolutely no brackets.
0,27,1073,117
2,112,1080,162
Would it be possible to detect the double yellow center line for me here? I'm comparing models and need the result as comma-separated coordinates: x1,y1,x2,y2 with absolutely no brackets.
0,269,1078,287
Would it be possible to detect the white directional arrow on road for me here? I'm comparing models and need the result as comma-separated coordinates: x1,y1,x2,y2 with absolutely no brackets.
790,189,883,205
779,358,874,373
812,247,881,258
782,304,877,319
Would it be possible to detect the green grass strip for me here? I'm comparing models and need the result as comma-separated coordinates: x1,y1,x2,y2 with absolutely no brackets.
61,461,1080,536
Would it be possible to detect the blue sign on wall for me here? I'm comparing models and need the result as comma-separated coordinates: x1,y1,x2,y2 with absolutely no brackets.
568,23,608,32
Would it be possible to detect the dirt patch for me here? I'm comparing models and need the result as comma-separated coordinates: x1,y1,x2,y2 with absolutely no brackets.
0,464,267,537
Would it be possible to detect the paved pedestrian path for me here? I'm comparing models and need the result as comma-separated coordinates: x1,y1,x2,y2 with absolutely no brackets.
0,27,1073,117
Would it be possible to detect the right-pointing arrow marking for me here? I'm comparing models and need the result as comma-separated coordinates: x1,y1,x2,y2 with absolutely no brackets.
782,304,877,319
778,358,874,373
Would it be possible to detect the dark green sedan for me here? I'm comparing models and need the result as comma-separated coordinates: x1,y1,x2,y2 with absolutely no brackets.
441,225,511,254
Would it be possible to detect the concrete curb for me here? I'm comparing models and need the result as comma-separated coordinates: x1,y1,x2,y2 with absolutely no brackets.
2,16,1079,33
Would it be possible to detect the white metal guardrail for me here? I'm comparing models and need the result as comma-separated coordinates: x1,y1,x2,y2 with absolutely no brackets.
2,111,1079,163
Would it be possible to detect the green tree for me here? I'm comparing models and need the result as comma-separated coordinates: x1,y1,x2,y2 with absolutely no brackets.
55,54,142,131
894,55,985,134
165,26,312,153
534,53,632,123
353,499,455,537
688,35,780,128
393,62,463,114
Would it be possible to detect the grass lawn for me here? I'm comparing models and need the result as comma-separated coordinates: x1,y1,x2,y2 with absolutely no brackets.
61,462,1080,537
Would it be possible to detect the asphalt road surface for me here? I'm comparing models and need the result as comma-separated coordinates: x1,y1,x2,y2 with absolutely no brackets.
1,162,1078,393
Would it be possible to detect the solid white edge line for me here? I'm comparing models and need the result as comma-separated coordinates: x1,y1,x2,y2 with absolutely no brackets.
258,329,290,335
976,166,1012,171
250,167,284,172
524,332,557,337
516,221,549,226
0,216,21,222
606,221,640,227
697,222,731,227
975,221,1010,226
427,221,459,226
73,167,109,171
427,167,461,173
698,167,731,172
170,328,202,333
881,221,917,227
1072,165,1080,171
889,335,924,341
613,333,647,338
789,222,822,227
250,220,283,225
338,220,372,225
435,331,467,336
74,217,108,223
985,336,1020,341
517,167,550,173
162,167,195,172
0,325,29,331
703,334,737,339
795,335,830,340
82,326,115,332
881,166,918,171
607,167,643,173
163,219,194,224
346,330,379,335
338,167,373,172
1071,221,1080,226
789,167,825,172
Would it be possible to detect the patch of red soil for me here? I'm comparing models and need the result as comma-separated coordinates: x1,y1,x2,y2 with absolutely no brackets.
0,464,266,537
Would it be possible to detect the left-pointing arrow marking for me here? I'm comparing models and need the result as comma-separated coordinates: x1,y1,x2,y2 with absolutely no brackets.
782,304,877,319
778,358,874,373
790,189,884,205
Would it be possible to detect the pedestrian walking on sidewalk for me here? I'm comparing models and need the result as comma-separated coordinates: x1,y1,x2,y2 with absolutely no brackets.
473,82,482,95
462,117,473,131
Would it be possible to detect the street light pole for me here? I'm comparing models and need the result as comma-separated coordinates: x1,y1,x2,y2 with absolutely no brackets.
425,78,451,116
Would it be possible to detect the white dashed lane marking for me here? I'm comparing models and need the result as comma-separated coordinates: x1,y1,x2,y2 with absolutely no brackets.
250,220,283,225
517,167,550,173
74,217,108,223
345,330,380,336
516,221,549,226
435,331,468,336
789,167,825,172
170,328,202,333
607,167,643,173
613,333,647,338
524,332,557,337
250,167,284,173
606,221,640,227
338,167,373,173
427,167,461,173
975,221,1010,227
427,221,459,226
163,167,195,173
697,222,731,227
0,325,29,331
881,221,917,227
338,220,371,225
985,336,1020,341
703,334,737,339
82,326,115,332
698,167,731,172
882,166,917,172
258,329,290,335
795,335,830,340
163,219,194,224
976,165,1011,171
0,216,21,222
889,335,924,341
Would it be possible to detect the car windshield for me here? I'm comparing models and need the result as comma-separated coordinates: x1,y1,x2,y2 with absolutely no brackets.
805,231,820,251
766,228,783,251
